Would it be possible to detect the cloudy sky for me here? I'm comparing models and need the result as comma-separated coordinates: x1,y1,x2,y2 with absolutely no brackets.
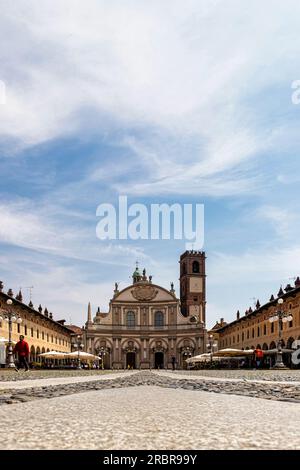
0,0,300,328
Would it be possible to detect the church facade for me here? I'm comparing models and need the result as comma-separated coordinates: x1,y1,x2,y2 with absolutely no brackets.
83,250,207,369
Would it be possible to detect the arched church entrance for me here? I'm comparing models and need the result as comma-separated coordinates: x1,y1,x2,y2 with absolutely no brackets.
154,352,164,369
126,352,136,369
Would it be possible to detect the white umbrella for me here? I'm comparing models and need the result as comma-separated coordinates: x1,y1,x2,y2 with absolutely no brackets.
38,351,67,359
186,353,212,363
213,348,254,357
66,351,99,361
263,348,295,355
0,337,16,345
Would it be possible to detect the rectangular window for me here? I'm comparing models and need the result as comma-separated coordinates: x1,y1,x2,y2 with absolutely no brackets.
24,325,27,336
17,323,20,333
42,332,44,340
31,328,34,337
271,323,274,333
289,320,293,328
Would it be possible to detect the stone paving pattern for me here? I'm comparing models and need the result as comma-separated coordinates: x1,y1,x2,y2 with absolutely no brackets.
1,371,300,405
1,368,300,382
170,369,300,382
0,385,299,450
0,369,115,382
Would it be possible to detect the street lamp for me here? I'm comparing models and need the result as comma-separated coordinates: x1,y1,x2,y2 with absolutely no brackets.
73,335,84,369
98,347,106,370
269,298,293,369
0,299,22,368
206,334,218,362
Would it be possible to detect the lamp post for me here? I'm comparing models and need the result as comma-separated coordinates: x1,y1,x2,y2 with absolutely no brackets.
206,334,217,363
98,347,106,370
73,335,84,369
0,299,22,368
269,298,293,369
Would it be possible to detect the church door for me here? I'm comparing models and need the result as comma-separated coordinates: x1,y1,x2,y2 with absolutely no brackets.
154,352,164,369
126,352,136,369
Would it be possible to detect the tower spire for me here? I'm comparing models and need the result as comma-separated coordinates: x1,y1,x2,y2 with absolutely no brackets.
87,302,92,323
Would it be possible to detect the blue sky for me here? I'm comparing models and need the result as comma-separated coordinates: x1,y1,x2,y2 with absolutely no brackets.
0,0,300,328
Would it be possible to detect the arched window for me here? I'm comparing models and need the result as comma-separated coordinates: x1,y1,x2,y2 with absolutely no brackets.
287,337,295,349
192,261,200,273
154,311,164,327
126,311,135,327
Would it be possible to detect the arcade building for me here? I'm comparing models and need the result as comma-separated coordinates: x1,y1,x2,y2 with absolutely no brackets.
83,250,207,369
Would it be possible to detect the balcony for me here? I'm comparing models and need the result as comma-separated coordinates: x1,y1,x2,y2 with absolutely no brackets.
88,323,202,332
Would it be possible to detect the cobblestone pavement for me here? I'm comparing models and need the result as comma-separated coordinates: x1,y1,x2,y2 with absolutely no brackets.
2,368,300,383
1,371,300,406
0,369,118,382
171,369,300,382
0,385,299,450
156,370,300,385
0,371,136,391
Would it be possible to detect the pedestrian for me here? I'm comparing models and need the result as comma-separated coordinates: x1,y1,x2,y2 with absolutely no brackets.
171,355,176,371
13,335,30,372
254,347,263,369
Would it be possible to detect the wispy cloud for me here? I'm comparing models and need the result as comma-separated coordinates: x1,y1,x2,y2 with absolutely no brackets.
0,1,300,328
1,1,299,196
207,245,300,326
0,199,151,265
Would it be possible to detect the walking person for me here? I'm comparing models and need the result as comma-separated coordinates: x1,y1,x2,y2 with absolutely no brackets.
13,335,30,372
171,355,176,371
254,347,263,369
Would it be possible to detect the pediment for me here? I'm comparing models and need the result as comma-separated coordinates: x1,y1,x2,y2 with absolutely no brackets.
114,283,176,302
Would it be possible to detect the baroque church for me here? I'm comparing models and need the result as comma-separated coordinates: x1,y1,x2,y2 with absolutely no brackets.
83,250,206,369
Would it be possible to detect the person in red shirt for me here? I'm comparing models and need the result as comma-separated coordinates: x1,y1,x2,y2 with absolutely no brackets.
254,348,264,369
13,335,30,372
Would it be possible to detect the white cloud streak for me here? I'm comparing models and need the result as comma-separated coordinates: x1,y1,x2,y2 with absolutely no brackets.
0,0,299,195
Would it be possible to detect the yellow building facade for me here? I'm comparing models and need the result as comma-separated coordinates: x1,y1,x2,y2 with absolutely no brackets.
210,279,300,363
0,282,72,363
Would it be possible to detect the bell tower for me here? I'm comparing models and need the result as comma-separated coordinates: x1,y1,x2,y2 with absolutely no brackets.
179,250,206,325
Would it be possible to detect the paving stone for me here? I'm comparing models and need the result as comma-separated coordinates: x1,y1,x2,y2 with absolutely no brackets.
0,386,299,450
